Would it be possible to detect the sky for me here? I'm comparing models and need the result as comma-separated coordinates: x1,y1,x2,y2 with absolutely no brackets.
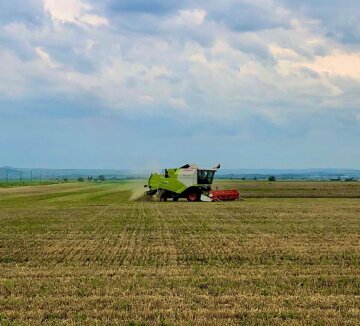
0,0,360,169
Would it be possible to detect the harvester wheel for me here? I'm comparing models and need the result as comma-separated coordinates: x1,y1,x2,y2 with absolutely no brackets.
160,193,168,202
187,191,199,202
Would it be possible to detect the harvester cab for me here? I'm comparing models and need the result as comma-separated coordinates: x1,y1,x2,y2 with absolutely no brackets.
145,163,240,202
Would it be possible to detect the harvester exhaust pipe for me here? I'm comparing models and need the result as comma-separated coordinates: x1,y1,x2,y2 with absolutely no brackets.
213,163,221,170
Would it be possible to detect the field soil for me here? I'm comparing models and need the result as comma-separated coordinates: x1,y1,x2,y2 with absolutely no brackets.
214,180,360,198
0,181,359,325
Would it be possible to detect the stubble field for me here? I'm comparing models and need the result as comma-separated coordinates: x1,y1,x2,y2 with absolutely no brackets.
0,181,359,325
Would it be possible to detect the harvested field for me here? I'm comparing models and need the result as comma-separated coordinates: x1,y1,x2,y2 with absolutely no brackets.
0,181,359,325
214,180,360,198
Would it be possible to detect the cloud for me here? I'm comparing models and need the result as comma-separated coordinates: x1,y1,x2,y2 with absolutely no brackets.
105,0,186,15
2,0,359,120
1,0,360,168
0,0,44,26
279,0,360,45
304,52,360,79
208,0,292,32
44,0,108,26
35,47,61,69
174,9,207,26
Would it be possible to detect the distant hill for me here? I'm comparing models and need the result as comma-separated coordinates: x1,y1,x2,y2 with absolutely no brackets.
0,167,136,181
0,166,359,181
217,169,360,180
0,166,22,179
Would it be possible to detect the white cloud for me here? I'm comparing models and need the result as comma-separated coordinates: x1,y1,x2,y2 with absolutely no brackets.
304,52,360,79
2,0,360,126
2,0,360,168
178,9,207,26
81,14,109,27
44,0,85,23
44,0,108,27
189,53,208,64
269,44,299,60
0,51,26,97
35,47,61,69
169,97,189,110
138,95,154,104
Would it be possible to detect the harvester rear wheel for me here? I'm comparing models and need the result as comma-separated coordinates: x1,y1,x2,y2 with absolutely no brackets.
187,192,199,202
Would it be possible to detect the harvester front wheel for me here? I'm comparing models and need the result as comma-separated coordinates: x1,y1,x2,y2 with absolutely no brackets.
187,191,200,202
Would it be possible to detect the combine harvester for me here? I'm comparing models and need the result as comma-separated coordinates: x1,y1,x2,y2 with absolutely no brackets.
144,163,240,202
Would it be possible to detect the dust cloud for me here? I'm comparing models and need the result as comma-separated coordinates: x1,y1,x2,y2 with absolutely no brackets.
129,186,147,201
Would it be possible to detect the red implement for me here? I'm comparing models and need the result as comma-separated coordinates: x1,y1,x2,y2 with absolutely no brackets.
210,189,240,201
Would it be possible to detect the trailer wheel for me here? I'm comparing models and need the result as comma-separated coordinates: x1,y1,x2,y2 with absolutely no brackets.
187,191,199,202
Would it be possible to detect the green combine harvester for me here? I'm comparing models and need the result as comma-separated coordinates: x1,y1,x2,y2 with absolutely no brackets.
145,163,240,202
